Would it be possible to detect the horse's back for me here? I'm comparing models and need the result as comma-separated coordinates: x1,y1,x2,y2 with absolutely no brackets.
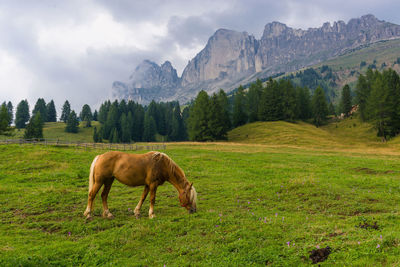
95,151,156,187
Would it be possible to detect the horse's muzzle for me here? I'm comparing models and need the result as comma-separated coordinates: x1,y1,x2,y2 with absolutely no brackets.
189,207,197,214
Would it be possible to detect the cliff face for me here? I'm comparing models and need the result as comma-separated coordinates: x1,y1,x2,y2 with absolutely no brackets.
112,14,400,104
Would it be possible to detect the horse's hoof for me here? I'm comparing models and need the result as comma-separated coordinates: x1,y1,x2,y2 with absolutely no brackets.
83,210,90,217
85,215,93,221
135,213,141,219
149,214,155,219
103,212,114,219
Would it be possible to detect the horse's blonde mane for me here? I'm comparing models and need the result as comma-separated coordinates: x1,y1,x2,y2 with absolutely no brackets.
151,151,183,177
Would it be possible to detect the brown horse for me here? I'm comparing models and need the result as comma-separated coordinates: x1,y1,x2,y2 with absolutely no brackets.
83,151,197,219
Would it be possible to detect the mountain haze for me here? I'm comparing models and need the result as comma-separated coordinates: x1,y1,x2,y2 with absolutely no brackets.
112,14,400,104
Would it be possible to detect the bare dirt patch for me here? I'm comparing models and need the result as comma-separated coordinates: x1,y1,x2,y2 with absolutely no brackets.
309,246,332,264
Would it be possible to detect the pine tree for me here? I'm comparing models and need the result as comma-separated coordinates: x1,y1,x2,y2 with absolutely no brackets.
6,101,13,125
297,87,312,120
120,113,131,143
232,85,247,127
341,84,352,117
80,104,92,128
143,112,156,142
132,104,144,141
93,126,99,143
247,79,262,122
0,104,12,135
188,90,212,141
103,103,119,140
208,93,226,140
110,128,120,143
24,112,43,139
98,101,110,124
281,79,297,122
33,98,47,122
65,110,79,133
311,86,329,127
93,110,98,121
46,100,57,122
367,71,391,140
217,89,231,133
15,100,30,129
169,104,185,141
60,100,71,123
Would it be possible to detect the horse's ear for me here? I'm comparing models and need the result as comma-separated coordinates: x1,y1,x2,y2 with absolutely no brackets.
190,182,193,189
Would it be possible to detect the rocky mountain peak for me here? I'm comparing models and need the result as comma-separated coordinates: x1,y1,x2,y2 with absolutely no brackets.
262,21,289,39
112,14,400,105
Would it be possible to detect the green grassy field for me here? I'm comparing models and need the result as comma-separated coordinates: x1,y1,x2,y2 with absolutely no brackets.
1,118,400,266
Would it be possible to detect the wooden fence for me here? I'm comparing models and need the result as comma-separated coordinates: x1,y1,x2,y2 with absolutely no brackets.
0,139,166,151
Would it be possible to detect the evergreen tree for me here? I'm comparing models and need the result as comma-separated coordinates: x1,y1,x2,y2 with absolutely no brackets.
24,112,43,139
132,104,144,141
103,102,119,140
281,79,297,121
60,100,71,123
188,90,212,141
311,86,329,127
328,102,336,116
247,79,263,122
120,113,131,143
0,104,12,135
80,104,92,128
143,112,156,142
217,89,231,133
6,101,13,125
110,128,120,143
15,100,30,129
232,85,247,127
355,74,370,121
65,110,79,133
46,100,57,122
341,84,352,116
98,101,110,124
93,126,99,143
367,71,391,140
297,87,312,120
208,93,227,140
33,98,47,122
384,69,400,136
169,104,185,141
93,110,98,121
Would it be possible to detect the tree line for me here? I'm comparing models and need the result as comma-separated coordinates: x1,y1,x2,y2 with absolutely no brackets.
187,78,333,141
95,100,187,143
0,98,96,139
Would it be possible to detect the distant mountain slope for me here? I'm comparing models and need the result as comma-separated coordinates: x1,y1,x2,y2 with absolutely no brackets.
281,38,400,103
112,14,400,104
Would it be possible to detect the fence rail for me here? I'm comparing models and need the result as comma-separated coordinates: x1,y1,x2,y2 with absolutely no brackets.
0,139,166,151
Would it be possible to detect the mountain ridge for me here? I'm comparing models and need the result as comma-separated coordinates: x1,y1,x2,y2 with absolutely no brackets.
112,14,400,104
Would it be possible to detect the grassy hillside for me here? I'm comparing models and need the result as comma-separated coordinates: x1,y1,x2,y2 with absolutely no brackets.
228,117,400,154
3,121,100,142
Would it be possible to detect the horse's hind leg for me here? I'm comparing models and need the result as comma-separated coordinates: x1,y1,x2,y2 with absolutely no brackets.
134,185,149,219
84,181,103,220
101,178,115,219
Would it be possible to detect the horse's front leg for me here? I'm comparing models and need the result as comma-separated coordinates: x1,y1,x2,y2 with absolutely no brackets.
148,185,158,219
134,185,149,218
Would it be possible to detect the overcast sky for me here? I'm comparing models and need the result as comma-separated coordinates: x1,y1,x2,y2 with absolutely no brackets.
1,0,400,113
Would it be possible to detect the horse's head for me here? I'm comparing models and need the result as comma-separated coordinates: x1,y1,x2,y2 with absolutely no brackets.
179,182,197,214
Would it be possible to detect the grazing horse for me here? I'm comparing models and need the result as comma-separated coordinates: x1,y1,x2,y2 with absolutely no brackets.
83,151,197,219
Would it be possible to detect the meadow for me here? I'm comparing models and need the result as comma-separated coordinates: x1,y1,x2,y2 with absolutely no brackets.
1,119,400,266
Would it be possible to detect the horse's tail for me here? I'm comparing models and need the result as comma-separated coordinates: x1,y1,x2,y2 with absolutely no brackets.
88,155,99,194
